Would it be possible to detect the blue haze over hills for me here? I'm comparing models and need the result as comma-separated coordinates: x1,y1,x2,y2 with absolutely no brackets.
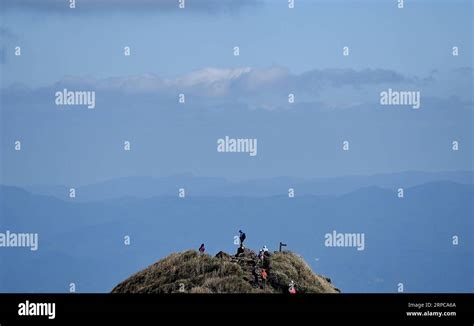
1,175,473,293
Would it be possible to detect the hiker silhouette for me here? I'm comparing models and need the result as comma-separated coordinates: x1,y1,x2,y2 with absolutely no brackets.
239,230,246,245
199,243,205,253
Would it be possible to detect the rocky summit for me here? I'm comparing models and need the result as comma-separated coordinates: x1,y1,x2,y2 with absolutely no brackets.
112,248,340,294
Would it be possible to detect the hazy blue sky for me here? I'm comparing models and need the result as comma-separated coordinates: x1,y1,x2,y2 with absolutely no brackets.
2,0,472,86
1,0,473,185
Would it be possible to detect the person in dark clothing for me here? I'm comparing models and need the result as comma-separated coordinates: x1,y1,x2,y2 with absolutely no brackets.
199,243,205,254
239,230,246,245
252,266,260,288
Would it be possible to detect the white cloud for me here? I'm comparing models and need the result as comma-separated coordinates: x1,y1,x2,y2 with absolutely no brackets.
10,66,470,112
55,66,412,96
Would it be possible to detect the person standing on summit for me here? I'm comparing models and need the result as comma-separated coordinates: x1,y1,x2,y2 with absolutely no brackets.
199,243,205,254
239,230,246,246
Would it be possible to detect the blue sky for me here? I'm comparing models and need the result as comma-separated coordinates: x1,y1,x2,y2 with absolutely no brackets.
1,0,473,185
1,0,472,86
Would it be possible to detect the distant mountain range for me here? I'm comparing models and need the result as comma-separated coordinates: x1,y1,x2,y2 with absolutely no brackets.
1,177,473,293
18,170,474,202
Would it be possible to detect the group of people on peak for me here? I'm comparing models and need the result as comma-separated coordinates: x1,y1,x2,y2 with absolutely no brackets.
198,229,297,294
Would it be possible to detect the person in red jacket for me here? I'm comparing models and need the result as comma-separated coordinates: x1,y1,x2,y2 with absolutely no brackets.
261,268,268,289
